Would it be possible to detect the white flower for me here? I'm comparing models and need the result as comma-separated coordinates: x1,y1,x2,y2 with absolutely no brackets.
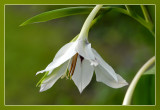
36,5,128,93
36,38,128,93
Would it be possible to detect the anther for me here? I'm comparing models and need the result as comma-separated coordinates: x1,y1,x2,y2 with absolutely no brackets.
68,53,78,79
71,53,78,76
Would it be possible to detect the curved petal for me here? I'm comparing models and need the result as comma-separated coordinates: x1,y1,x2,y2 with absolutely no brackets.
75,40,98,66
92,48,118,81
40,61,69,92
72,56,94,93
36,68,53,75
36,42,77,75
95,65,128,88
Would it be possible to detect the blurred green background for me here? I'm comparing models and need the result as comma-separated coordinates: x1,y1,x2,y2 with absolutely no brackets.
5,5,155,105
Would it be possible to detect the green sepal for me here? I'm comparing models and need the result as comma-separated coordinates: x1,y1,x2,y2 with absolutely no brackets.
36,71,49,87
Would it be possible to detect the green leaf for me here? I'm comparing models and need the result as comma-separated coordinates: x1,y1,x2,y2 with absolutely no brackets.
143,65,155,75
20,7,95,26
20,6,154,36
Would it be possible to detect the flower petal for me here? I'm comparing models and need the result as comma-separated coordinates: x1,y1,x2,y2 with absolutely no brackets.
36,42,77,75
92,48,118,81
72,56,94,93
40,61,69,92
75,40,98,66
95,65,128,88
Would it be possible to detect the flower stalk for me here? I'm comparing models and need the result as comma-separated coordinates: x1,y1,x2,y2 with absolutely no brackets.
78,5,103,40
122,56,155,105
70,9,109,42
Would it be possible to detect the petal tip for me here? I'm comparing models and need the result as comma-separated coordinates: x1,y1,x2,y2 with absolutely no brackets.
39,86,47,92
36,70,45,75
39,88,44,92
123,81,129,86
78,88,83,94
79,91,83,94
36,72,39,76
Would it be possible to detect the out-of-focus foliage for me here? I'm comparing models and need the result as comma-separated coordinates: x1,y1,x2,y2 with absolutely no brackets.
5,5,155,105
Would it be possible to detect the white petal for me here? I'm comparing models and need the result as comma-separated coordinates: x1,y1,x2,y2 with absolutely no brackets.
72,56,94,93
95,65,128,88
75,40,98,66
40,61,69,92
36,70,46,75
36,42,77,75
92,48,118,81
36,69,53,76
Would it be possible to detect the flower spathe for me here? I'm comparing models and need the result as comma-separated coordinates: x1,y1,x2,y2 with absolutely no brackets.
36,38,128,93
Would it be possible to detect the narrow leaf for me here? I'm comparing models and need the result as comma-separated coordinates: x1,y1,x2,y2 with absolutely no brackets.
36,71,49,87
20,7,94,26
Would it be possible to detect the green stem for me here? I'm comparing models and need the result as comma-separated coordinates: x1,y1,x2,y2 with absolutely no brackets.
78,5,103,40
70,10,110,42
141,5,151,23
122,56,155,105
140,5,154,36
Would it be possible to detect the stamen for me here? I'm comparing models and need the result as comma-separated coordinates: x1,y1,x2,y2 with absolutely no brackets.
68,53,78,79
71,53,78,76
68,56,75,77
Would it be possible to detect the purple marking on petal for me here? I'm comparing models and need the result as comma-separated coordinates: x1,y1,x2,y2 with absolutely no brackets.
79,55,84,62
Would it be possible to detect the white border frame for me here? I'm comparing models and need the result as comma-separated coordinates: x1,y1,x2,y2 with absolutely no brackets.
4,4,156,106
